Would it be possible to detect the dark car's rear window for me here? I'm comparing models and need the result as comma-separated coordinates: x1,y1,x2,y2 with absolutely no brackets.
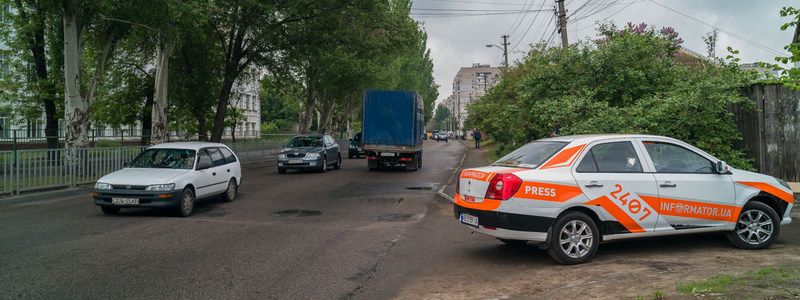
493,141,567,168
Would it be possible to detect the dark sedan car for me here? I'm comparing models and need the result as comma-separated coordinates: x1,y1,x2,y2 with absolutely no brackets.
277,134,341,174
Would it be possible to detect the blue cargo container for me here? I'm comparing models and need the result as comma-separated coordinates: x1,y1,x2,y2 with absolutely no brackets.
362,90,424,171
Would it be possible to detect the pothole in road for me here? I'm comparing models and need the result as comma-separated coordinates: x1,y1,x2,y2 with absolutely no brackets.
273,209,322,217
377,213,425,222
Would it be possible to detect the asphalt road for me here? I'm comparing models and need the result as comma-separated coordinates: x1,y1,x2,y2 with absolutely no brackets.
2,139,799,299
0,140,465,299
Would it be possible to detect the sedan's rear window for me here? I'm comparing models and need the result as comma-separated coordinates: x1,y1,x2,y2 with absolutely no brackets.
493,141,567,168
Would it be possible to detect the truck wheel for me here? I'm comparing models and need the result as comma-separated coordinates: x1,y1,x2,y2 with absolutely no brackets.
368,160,378,170
407,158,418,171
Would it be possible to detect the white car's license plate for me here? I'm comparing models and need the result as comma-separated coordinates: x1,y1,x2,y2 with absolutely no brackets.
380,152,395,157
289,159,303,164
460,213,479,227
111,197,139,205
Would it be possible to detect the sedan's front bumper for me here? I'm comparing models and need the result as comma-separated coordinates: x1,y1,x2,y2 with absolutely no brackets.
277,159,322,169
92,189,180,208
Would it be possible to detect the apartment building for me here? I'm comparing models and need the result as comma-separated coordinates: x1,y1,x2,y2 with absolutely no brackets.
445,63,501,134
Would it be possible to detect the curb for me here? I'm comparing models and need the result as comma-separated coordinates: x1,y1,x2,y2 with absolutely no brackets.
436,141,467,204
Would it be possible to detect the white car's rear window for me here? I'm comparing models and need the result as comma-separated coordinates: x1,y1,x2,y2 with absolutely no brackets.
493,141,567,168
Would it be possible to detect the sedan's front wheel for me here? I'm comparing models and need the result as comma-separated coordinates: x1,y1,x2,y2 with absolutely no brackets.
727,201,780,250
547,211,599,265
176,188,195,217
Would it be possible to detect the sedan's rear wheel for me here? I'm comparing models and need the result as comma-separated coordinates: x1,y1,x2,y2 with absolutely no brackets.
727,201,780,250
101,206,121,215
222,179,237,202
176,188,195,217
547,211,599,265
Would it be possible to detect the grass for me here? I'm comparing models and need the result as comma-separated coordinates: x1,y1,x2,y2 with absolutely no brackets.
674,265,800,298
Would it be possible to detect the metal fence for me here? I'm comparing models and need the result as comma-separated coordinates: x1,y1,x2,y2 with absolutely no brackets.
0,136,352,196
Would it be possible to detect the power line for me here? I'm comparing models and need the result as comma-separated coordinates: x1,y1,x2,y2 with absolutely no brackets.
647,0,787,57
509,2,552,52
412,8,546,12
412,11,549,17
507,0,546,38
505,0,533,35
417,0,532,6
576,0,640,31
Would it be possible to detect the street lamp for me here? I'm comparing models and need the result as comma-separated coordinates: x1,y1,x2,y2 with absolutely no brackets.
486,34,510,68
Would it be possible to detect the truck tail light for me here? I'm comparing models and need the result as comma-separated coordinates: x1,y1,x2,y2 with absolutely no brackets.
484,173,522,200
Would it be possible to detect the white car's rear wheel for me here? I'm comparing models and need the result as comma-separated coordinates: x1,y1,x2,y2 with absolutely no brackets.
223,179,237,202
727,201,780,250
547,211,599,265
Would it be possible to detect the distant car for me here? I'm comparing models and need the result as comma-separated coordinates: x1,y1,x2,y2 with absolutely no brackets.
348,132,365,159
434,132,448,142
92,142,242,217
454,134,795,265
277,134,341,174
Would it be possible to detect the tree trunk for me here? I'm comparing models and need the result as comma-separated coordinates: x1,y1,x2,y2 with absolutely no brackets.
140,84,154,146
300,66,316,134
62,1,89,158
230,122,236,144
209,73,235,142
150,37,172,145
196,114,208,141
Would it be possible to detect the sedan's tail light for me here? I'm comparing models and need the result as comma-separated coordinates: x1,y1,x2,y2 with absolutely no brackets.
485,173,522,200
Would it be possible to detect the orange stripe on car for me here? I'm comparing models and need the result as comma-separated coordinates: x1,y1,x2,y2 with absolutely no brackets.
513,182,583,202
736,181,794,204
453,193,502,211
640,195,741,222
539,144,586,169
585,195,645,233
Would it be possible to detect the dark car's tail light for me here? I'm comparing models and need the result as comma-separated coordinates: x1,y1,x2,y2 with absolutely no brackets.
485,173,522,200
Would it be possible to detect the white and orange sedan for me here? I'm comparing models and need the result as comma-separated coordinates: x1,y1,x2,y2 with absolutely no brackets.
453,134,794,264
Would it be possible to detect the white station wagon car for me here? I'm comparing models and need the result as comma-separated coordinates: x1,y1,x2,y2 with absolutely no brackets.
92,142,242,217
454,134,795,264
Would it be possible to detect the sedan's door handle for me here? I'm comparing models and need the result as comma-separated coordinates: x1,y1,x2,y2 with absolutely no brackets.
660,182,677,188
227,169,230,172
212,172,216,176
584,181,604,188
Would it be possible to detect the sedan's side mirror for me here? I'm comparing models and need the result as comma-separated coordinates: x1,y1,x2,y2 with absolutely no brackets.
197,161,212,170
716,160,730,174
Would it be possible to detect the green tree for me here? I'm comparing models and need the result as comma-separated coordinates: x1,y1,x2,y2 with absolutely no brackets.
470,23,755,168
433,103,450,130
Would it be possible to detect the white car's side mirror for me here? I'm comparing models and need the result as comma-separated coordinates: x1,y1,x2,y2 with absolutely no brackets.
716,160,730,174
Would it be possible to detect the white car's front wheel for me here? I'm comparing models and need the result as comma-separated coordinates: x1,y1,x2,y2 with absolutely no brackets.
176,188,195,217
727,201,780,250
547,211,599,265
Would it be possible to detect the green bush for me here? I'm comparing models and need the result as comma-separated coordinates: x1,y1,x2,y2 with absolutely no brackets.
468,23,756,169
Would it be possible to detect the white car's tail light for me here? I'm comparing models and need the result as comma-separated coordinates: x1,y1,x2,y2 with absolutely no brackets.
485,173,522,200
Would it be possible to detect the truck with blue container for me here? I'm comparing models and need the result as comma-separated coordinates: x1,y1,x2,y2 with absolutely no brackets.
361,90,425,171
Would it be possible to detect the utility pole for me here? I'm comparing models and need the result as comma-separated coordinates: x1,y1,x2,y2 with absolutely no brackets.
501,34,509,68
556,0,568,48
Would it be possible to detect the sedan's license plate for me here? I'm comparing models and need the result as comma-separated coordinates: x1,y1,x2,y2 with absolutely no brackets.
380,152,395,157
460,213,479,228
111,197,139,205
288,159,303,164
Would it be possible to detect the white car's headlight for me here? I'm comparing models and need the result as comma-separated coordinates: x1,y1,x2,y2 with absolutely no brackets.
95,182,112,190
278,154,287,160
305,153,320,159
146,183,175,191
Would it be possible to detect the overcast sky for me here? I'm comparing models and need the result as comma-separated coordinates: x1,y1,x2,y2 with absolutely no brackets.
410,0,796,105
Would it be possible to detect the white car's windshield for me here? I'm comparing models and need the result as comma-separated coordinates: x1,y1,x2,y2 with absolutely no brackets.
493,141,567,168
128,149,196,169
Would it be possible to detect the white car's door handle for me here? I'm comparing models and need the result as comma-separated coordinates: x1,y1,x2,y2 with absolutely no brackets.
584,181,603,188
660,182,677,188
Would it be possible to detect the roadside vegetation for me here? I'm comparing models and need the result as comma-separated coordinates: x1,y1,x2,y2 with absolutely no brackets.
673,265,800,298
467,6,799,170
